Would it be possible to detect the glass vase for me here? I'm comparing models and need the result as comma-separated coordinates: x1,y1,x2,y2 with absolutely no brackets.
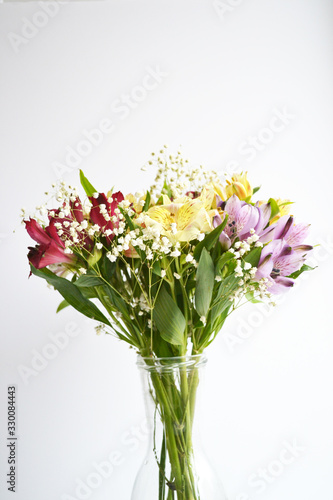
131,355,228,500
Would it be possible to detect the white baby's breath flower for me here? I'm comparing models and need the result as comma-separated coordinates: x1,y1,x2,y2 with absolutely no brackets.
96,242,103,250
161,270,166,278
173,272,181,280
197,233,205,241
170,223,177,234
106,252,117,262
215,275,222,282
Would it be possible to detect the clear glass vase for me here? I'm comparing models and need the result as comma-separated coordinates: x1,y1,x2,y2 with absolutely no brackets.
131,355,228,500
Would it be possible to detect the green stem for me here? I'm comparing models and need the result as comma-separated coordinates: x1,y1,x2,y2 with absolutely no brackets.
147,362,201,500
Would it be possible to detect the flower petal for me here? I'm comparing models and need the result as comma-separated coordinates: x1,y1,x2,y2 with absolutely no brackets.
269,276,294,294
285,223,310,247
25,219,50,246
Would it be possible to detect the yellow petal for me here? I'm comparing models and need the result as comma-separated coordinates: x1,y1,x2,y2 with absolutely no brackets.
176,207,213,242
200,185,215,211
146,206,174,229
232,181,248,200
211,182,227,202
177,200,202,231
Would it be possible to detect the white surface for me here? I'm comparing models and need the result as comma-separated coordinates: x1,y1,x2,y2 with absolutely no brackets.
1,1,333,499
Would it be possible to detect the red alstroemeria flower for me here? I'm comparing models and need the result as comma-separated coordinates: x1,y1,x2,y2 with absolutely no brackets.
25,218,74,270
89,191,124,243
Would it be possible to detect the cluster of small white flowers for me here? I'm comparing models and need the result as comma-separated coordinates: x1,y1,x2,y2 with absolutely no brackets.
21,180,96,256
106,211,188,263
129,293,151,316
21,181,78,225
221,232,273,304
141,147,221,200
95,324,106,336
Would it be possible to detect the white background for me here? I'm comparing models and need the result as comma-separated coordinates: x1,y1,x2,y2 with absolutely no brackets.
1,1,333,499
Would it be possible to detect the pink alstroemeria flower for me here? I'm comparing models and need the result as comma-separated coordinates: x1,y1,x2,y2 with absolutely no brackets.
214,195,271,249
256,239,312,294
89,191,124,244
25,218,74,270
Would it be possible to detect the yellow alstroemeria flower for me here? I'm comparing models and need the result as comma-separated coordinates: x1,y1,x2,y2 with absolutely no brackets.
144,194,215,243
225,172,253,201
125,193,147,214
206,182,227,207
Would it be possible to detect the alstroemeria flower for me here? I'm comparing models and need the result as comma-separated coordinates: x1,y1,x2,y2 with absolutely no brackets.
255,239,312,294
225,172,253,201
215,195,267,242
25,218,74,270
143,192,215,243
89,191,124,243
259,214,311,247
125,193,147,214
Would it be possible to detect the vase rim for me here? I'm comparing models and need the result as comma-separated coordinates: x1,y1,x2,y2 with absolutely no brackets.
137,353,207,371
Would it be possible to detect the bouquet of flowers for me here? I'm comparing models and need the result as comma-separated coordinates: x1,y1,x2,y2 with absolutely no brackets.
23,149,313,499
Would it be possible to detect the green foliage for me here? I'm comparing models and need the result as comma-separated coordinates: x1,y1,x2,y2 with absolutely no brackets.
56,299,69,313
79,170,97,197
245,291,262,303
243,246,262,267
154,286,186,347
193,215,228,261
215,251,235,275
268,198,280,221
288,264,316,280
142,191,151,212
195,248,215,318
30,265,111,326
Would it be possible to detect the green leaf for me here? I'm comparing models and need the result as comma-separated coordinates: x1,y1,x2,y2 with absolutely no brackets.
74,275,105,287
79,170,97,197
216,251,235,275
245,291,262,303
268,198,280,221
210,275,239,327
162,180,173,199
193,215,228,261
208,304,231,344
252,186,261,195
195,248,215,318
142,190,151,212
243,246,262,267
152,260,162,277
30,265,111,326
288,264,316,280
212,274,240,308
56,299,69,313
99,253,116,282
154,287,186,346
101,285,130,319
119,207,135,231
87,248,102,267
